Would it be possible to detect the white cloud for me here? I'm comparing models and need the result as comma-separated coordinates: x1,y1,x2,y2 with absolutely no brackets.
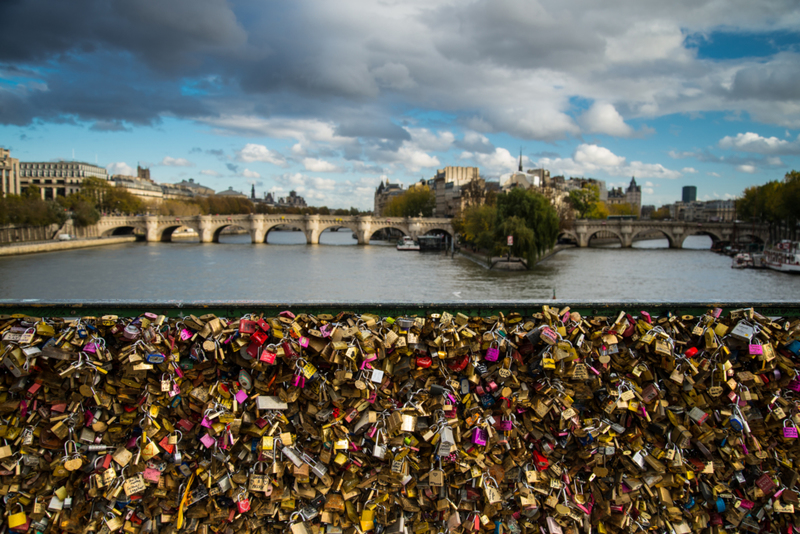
200,169,221,177
681,167,698,173
406,128,455,152
302,158,342,172
538,144,682,179
737,164,757,173
579,102,634,137
241,169,261,178
460,147,529,178
236,143,287,166
719,132,800,155
707,171,721,177
160,157,194,167
106,162,135,176
272,173,378,209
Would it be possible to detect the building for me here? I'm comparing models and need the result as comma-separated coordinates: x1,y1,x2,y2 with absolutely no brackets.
0,148,20,197
682,186,697,203
667,199,736,222
262,190,308,209
110,175,164,203
217,186,248,199
502,155,537,191
640,205,656,219
606,177,642,216
172,178,215,197
374,180,406,216
430,166,483,218
19,160,108,200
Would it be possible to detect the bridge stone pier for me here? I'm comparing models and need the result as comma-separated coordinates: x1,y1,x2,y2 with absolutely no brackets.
97,214,454,245
561,220,769,249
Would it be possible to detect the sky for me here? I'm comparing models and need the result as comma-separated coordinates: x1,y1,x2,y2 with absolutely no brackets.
1,0,800,210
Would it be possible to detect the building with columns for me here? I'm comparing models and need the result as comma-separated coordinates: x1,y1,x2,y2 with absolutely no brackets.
19,160,108,200
0,148,20,197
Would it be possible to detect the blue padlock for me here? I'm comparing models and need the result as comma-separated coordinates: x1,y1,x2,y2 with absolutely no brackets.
730,416,744,432
716,497,726,513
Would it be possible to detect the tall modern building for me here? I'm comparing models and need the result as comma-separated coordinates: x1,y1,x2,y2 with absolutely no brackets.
0,148,20,197
682,185,697,203
19,160,108,200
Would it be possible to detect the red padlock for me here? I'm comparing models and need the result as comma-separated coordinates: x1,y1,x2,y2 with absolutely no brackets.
239,319,258,334
251,331,269,346
237,495,251,513
257,318,271,332
415,356,433,369
448,354,469,372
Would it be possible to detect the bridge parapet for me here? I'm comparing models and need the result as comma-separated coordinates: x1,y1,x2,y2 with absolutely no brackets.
94,214,454,245
568,220,768,249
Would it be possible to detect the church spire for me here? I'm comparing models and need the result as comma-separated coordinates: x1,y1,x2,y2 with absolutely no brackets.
518,148,523,172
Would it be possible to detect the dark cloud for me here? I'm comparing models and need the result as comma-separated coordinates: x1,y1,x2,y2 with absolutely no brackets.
0,0,246,73
226,163,239,173
89,120,130,132
335,117,411,142
428,0,605,70
728,59,800,102
206,149,226,159
189,147,203,153
532,151,561,159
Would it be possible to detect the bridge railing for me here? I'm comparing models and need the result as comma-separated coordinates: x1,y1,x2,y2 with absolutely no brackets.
1,300,798,318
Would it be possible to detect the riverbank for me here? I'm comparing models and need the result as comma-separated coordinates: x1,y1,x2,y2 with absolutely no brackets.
0,236,138,256
457,243,573,270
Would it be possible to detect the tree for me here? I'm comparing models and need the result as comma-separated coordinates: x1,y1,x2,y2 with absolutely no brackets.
495,188,560,265
587,201,610,219
608,202,637,216
568,185,599,218
384,186,435,217
454,204,497,254
650,207,671,220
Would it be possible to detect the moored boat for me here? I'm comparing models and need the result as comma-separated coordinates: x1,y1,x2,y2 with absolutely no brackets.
731,253,753,269
764,240,800,273
396,236,420,251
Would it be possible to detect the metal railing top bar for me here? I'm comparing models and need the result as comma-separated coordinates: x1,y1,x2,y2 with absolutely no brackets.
0,300,799,318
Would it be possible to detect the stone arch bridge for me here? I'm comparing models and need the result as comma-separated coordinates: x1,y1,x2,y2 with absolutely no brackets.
558,220,769,249
93,215,454,245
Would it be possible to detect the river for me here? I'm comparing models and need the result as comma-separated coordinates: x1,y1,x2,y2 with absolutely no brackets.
0,232,795,301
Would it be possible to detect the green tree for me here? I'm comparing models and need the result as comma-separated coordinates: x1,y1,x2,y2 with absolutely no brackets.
495,188,560,265
453,204,497,254
71,200,101,227
384,186,435,217
608,202,637,216
568,185,599,218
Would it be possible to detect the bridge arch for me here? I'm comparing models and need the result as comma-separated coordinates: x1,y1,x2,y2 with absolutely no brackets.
630,228,675,248
366,224,410,243
317,221,360,238
679,228,724,248
156,224,202,242
586,229,624,247
557,230,579,244
263,222,305,244
101,225,140,237
211,223,248,243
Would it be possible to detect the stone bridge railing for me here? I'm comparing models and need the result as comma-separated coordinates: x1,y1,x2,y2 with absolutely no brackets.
93,215,454,245
559,220,769,249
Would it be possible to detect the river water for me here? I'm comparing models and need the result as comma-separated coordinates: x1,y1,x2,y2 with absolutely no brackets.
0,232,795,302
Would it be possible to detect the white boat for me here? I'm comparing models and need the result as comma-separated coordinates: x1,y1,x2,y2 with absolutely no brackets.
764,240,800,273
731,253,753,269
396,236,420,251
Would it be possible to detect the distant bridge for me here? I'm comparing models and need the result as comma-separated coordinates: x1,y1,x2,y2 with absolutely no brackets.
560,220,769,249
94,214,454,245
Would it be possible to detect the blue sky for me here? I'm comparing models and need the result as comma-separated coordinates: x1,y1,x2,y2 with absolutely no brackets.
1,0,800,209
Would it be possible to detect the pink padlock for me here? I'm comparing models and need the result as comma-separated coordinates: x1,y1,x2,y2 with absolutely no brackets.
472,428,487,446
788,379,800,393
201,416,213,428
749,344,763,355
200,434,215,448
179,328,193,341
235,390,248,404
299,337,309,348
784,421,798,439
485,342,500,362
293,374,306,388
